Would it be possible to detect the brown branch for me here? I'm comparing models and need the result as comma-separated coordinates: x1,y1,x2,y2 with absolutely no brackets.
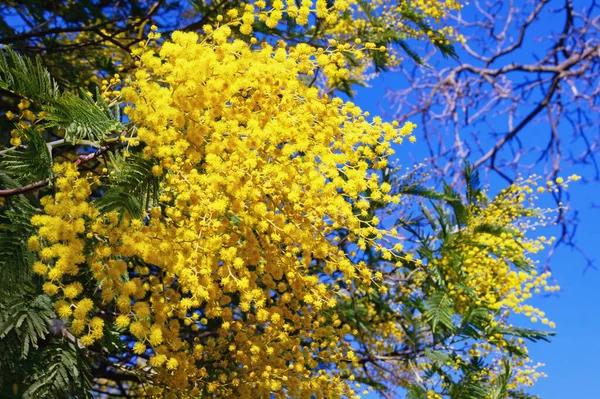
92,367,145,384
473,71,562,170
0,19,124,45
456,44,600,78
472,44,599,170
0,144,113,197
180,0,232,32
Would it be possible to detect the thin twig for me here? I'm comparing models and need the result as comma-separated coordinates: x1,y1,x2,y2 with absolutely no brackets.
0,143,113,197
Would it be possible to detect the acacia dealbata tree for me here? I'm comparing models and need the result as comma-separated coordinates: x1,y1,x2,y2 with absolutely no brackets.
0,1,576,398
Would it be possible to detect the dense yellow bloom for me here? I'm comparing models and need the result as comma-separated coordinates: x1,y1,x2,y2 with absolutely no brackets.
27,1,570,397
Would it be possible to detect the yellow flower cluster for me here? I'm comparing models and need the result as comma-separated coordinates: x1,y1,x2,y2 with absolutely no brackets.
324,0,464,50
29,163,102,344
27,2,568,396
180,0,464,89
438,175,581,319
317,171,575,393
31,27,416,396
415,175,579,390
226,0,463,44
119,31,416,396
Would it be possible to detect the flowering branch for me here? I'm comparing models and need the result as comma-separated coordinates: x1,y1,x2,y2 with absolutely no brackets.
0,143,113,198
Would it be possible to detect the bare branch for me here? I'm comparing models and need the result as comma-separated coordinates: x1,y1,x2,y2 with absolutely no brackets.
385,0,600,265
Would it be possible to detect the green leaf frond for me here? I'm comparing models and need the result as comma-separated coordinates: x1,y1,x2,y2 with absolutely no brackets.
0,47,60,102
0,289,55,359
22,342,92,399
397,5,458,60
1,127,52,181
0,177,39,290
463,161,483,206
506,390,542,399
43,90,122,141
0,289,92,399
0,47,123,141
95,152,162,221
490,360,512,399
406,383,428,399
424,291,455,333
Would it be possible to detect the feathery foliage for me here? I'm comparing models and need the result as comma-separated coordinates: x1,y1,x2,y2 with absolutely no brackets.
0,288,91,398
0,48,60,102
0,179,39,291
95,152,161,220
1,128,52,180
0,48,123,141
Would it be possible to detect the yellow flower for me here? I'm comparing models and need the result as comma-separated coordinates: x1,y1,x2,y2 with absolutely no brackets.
42,282,59,296
89,317,104,330
27,236,40,251
166,357,179,370
56,301,72,318
80,335,95,347
133,342,146,355
32,261,48,275
149,354,168,367
149,326,163,346
130,321,147,339
115,315,130,328
63,282,83,299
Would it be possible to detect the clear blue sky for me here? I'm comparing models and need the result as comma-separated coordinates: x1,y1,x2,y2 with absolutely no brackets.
352,1,600,397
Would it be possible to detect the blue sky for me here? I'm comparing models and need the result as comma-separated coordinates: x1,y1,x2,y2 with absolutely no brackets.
353,1,600,397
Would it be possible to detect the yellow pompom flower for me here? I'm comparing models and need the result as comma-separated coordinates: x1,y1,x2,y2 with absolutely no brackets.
32,261,48,275
115,315,131,328
133,342,146,355
63,282,84,299
166,357,179,371
42,282,59,296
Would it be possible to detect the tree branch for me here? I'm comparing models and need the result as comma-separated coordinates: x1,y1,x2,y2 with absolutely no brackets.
0,143,113,197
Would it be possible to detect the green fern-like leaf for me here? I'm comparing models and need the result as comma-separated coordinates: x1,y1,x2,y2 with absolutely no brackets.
424,348,454,366
487,326,555,343
0,288,92,399
472,223,519,237
95,153,161,220
23,342,92,399
448,380,489,399
44,91,122,141
506,390,542,399
400,185,456,202
424,291,455,333
1,127,52,180
95,188,143,220
463,161,482,205
0,228,35,289
489,360,512,399
0,176,39,290
0,290,55,359
443,181,468,226
0,47,123,141
407,384,428,399
0,47,60,102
